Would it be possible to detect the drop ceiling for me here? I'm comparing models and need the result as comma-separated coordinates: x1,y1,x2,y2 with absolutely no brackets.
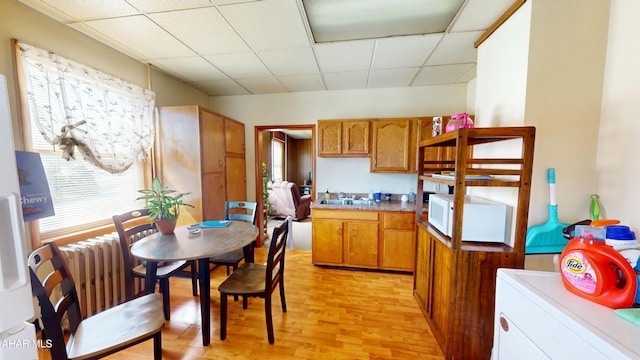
18,0,515,97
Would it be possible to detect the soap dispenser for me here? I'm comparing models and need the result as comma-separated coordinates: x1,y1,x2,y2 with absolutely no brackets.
324,189,330,201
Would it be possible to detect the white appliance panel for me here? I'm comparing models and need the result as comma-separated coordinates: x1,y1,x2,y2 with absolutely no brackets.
0,74,37,359
493,269,640,359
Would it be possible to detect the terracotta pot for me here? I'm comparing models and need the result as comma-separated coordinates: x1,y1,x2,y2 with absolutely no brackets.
155,218,177,234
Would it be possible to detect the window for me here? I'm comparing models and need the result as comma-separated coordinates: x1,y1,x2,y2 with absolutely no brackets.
15,40,154,239
33,142,145,237
271,139,284,182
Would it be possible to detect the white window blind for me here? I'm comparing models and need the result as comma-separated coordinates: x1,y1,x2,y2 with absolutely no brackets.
34,149,145,236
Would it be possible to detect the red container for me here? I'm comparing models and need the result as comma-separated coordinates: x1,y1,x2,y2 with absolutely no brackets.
559,237,637,308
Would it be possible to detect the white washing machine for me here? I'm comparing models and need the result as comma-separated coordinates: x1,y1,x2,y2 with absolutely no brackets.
493,268,640,359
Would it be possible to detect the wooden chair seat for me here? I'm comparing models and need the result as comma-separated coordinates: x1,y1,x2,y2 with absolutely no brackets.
66,293,164,359
132,261,189,278
217,263,268,295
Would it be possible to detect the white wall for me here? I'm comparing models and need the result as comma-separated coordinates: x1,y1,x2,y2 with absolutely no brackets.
210,84,468,201
475,0,610,226
597,0,640,229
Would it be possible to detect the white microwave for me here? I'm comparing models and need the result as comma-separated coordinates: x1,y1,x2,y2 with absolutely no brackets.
427,194,511,243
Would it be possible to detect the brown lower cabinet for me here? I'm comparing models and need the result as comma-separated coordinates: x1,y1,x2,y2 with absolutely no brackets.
312,209,415,272
415,222,521,360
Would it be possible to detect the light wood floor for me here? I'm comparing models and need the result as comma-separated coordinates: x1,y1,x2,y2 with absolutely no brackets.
40,248,444,359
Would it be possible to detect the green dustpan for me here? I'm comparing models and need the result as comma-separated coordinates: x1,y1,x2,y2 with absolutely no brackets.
526,168,570,254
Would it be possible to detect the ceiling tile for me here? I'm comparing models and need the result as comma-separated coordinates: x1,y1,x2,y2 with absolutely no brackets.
38,0,139,20
148,7,250,54
368,68,420,88
413,63,476,85
373,34,443,69
323,71,369,90
220,0,310,50
258,48,319,76
126,0,214,13
82,15,196,59
279,74,325,92
191,78,250,96
426,31,484,65
449,0,514,32
152,57,227,81
18,0,75,22
68,22,148,59
314,40,374,72
204,52,271,78
237,77,287,94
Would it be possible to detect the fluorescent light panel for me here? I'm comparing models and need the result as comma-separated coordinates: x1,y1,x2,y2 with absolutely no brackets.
303,0,465,43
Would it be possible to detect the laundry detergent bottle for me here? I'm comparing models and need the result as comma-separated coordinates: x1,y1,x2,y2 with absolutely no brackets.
559,225,637,309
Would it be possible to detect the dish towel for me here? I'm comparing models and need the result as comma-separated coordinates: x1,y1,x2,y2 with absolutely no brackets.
614,308,640,326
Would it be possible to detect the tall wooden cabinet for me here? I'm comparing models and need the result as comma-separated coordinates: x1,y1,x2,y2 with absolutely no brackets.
413,127,536,360
156,105,246,224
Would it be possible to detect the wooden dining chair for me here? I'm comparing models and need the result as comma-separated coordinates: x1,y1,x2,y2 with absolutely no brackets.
29,242,165,360
113,208,197,320
218,216,290,344
209,201,258,275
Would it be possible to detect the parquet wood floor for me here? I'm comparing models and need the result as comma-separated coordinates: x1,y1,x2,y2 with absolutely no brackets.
39,249,444,359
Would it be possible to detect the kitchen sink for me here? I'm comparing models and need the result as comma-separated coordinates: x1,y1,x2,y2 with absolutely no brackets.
320,199,377,206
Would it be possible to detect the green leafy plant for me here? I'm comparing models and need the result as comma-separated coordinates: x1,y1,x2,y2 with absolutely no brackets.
137,177,194,222
262,162,273,219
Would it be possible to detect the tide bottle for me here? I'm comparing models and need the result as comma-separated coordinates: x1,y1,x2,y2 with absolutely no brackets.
559,225,637,309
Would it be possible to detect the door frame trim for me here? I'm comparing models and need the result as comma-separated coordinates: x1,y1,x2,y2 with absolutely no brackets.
254,124,316,245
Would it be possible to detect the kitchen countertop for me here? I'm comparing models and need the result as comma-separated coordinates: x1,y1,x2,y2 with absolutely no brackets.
311,200,426,212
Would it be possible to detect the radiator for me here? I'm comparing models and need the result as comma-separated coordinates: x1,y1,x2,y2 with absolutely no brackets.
58,233,142,318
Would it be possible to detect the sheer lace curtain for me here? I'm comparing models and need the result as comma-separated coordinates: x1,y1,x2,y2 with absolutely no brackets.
15,40,155,174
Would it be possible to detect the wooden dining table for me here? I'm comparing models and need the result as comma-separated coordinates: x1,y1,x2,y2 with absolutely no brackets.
130,220,259,346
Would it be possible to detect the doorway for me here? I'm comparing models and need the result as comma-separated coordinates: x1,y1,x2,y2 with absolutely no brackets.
254,124,315,245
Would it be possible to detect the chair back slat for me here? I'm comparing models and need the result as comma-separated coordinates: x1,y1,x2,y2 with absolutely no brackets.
113,209,157,299
224,201,258,224
266,217,289,291
29,242,84,360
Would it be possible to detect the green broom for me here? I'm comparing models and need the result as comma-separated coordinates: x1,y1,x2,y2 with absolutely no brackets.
525,168,571,254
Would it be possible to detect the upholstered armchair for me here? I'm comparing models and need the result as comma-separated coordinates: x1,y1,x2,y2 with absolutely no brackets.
267,181,311,220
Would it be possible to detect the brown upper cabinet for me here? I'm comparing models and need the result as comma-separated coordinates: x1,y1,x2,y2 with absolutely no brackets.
224,117,245,155
318,120,369,157
370,118,418,173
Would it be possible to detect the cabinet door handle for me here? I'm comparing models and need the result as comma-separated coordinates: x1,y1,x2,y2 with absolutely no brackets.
352,229,356,237
219,159,223,167
337,227,342,236
499,316,509,332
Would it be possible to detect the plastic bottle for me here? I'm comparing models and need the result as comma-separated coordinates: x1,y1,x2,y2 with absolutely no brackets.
590,194,601,220
559,226,637,309
324,189,330,201
368,190,374,200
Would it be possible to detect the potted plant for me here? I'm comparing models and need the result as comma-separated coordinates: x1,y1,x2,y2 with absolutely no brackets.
262,162,273,237
137,177,194,234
